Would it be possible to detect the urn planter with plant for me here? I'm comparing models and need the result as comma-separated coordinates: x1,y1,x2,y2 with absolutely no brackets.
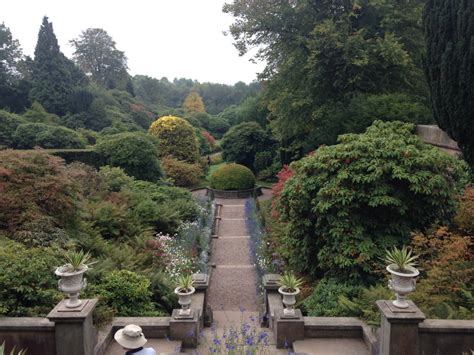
385,246,419,309
174,274,195,316
55,250,95,308
278,272,303,316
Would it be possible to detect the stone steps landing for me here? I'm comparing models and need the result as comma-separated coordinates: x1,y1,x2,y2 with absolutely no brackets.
293,338,370,355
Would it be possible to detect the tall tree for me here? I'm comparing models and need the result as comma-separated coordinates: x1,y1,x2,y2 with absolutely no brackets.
30,17,87,115
183,91,206,114
424,0,474,168
0,23,30,112
224,0,429,160
70,28,128,89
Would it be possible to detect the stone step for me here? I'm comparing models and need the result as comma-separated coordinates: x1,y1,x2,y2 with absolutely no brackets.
292,338,370,355
218,218,248,236
221,206,246,218
105,338,182,355
213,238,252,265
208,267,258,312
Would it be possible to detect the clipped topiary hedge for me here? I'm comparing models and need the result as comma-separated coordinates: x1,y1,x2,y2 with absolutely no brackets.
209,163,256,190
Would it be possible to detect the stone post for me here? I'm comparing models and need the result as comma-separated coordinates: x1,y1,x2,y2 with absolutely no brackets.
47,299,98,355
192,273,212,327
262,274,281,328
377,300,425,355
169,309,199,348
275,309,305,349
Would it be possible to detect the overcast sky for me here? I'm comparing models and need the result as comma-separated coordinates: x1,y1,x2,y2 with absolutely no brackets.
2,0,265,85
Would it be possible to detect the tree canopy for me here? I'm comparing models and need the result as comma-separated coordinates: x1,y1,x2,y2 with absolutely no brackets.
70,28,129,89
224,0,430,160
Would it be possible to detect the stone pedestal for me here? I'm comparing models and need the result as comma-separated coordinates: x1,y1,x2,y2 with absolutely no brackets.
377,300,425,355
169,309,199,348
47,299,98,355
275,309,304,349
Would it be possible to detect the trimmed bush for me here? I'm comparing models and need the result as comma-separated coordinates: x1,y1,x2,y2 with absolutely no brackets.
13,123,86,149
51,149,105,169
210,163,256,190
161,156,203,187
149,115,200,163
95,132,162,182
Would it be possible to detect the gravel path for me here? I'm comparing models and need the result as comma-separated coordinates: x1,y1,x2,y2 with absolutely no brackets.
208,198,259,312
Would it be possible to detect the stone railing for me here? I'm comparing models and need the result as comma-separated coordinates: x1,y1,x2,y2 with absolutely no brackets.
262,274,474,355
207,186,262,199
0,273,210,355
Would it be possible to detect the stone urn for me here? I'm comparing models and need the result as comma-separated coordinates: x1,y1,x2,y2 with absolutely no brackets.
174,286,195,316
55,265,88,308
386,264,419,309
278,286,300,316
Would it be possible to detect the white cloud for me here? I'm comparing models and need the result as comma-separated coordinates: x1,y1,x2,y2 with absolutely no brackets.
3,0,265,84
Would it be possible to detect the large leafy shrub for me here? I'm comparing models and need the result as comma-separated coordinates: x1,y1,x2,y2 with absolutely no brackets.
0,239,62,316
13,123,86,149
210,163,255,190
161,156,202,187
95,270,161,316
148,115,200,163
221,122,273,171
95,132,162,182
278,121,469,280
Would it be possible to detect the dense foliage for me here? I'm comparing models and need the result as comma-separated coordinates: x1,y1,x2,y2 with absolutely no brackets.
161,156,202,187
95,132,162,182
0,239,62,316
210,163,256,190
0,150,211,319
221,122,274,171
424,0,474,168
278,121,468,280
149,115,200,163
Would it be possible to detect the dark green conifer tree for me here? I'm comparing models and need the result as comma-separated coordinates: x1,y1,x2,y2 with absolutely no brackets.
30,17,87,116
424,0,474,168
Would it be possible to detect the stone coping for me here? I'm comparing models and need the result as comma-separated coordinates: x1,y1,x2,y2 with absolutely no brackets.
0,317,54,330
419,319,474,333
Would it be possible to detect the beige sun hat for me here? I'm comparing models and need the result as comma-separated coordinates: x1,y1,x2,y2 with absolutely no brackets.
114,324,147,349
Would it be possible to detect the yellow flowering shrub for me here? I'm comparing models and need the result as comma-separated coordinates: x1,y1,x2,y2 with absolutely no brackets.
149,115,200,163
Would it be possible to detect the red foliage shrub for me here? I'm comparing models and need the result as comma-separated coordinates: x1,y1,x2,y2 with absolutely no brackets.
454,184,474,234
0,150,77,233
271,165,294,217
201,130,216,147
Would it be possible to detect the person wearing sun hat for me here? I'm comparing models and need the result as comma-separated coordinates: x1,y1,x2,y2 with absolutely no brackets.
114,324,157,355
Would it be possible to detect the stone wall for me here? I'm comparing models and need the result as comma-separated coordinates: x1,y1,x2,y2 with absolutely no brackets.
419,319,474,355
416,125,461,156
0,318,55,355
